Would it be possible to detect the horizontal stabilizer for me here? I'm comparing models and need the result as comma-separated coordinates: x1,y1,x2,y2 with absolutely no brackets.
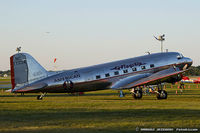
12,82,47,93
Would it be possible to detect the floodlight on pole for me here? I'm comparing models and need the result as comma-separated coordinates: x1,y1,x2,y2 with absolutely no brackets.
16,47,21,53
154,34,165,52
145,51,151,55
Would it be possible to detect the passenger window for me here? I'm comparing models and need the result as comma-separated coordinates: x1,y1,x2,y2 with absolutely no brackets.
141,66,146,70
96,75,101,79
123,69,128,73
150,64,155,68
132,67,137,71
105,73,110,77
114,71,119,75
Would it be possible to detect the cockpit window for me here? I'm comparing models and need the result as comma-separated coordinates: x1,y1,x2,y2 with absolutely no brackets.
177,54,183,60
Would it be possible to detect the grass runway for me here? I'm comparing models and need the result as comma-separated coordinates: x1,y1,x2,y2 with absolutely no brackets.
0,85,200,133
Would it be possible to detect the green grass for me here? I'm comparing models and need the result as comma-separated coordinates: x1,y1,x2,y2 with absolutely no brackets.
0,78,10,88
0,82,10,85
0,86,200,133
0,78,11,82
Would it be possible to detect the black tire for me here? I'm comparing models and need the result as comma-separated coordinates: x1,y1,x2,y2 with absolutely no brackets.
161,90,167,99
133,89,143,99
157,90,167,100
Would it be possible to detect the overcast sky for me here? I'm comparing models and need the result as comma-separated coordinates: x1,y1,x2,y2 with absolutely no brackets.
1,0,200,70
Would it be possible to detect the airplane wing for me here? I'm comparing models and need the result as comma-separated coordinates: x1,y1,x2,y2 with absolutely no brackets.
112,66,185,90
111,73,151,89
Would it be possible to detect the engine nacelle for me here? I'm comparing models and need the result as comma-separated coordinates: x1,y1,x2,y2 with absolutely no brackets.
166,74,182,84
63,80,74,90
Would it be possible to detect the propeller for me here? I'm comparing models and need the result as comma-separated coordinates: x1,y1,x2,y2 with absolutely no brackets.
183,64,188,71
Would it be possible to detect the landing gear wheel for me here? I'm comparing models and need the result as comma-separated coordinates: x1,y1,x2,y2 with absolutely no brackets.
36,92,47,100
157,90,167,100
133,89,143,99
37,95,43,100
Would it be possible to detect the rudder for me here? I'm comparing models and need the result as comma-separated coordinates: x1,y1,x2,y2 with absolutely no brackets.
10,53,48,89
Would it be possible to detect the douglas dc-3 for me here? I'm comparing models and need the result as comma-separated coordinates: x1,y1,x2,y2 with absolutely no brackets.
10,52,192,100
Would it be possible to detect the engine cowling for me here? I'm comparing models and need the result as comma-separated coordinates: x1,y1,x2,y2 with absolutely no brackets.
166,74,182,84
63,80,74,90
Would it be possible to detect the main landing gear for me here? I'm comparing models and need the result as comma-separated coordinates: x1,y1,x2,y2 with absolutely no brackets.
131,87,143,99
130,84,167,100
37,92,47,100
156,84,167,100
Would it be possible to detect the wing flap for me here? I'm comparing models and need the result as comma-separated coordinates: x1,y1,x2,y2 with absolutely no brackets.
111,73,151,89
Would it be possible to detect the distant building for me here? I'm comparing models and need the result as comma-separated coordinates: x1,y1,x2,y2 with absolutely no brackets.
3,74,8,78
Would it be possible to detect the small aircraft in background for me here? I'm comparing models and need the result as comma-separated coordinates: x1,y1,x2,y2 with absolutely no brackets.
181,76,200,84
10,52,192,100
181,76,193,83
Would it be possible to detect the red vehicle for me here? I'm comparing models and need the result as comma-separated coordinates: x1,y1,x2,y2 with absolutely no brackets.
194,78,200,84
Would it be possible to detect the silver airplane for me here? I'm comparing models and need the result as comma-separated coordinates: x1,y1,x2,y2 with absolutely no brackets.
10,52,192,100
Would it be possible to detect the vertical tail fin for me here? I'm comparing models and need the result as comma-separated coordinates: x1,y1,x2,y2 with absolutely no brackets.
10,53,48,89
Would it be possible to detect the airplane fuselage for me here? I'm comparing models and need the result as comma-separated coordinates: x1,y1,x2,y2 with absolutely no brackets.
12,52,192,93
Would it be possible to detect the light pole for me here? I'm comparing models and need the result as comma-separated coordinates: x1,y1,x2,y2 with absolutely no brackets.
154,34,165,52
16,47,21,53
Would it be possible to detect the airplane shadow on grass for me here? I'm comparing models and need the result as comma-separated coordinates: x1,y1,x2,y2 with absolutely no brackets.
0,92,121,97
0,92,199,98
0,108,200,133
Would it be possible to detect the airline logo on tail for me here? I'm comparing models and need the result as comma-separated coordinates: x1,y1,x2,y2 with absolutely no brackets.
10,53,48,90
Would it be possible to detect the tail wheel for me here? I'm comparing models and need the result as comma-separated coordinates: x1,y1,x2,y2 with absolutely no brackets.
37,95,43,100
133,89,143,99
157,90,167,99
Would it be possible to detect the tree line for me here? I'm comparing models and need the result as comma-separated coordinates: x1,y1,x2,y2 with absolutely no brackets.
0,70,10,77
184,66,200,76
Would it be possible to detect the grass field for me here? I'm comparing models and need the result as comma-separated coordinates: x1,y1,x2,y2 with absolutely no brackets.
0,84,200,133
